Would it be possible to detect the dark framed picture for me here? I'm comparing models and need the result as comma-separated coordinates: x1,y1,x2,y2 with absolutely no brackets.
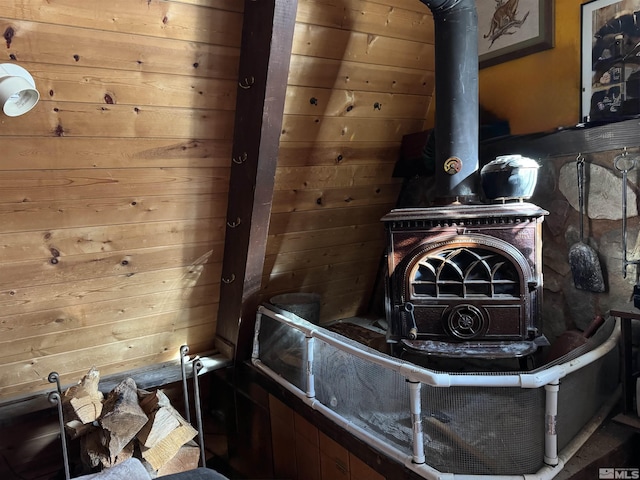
478,0,554,69
581,0,640,122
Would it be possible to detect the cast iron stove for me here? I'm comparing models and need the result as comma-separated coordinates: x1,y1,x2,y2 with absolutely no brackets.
382,202,549,359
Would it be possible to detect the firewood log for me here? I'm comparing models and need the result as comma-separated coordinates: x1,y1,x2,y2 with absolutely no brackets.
137,405,181,448
136,388,198,471
80,429,108,469
65,418,98,440
62,367,104,427
137,388,171,414
99,378,149,462
81,431,135,469
140,421,198,471
155,440,200,477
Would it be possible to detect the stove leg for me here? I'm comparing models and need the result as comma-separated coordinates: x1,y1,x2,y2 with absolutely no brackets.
518,349,543,371
518,355,530,371
390,343,404,359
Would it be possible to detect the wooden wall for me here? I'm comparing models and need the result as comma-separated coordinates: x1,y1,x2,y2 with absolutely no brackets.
261,0,435,322
0,0,242,402
0,0,436,404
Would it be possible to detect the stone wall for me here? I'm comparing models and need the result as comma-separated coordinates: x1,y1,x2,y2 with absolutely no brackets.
533,148,640,341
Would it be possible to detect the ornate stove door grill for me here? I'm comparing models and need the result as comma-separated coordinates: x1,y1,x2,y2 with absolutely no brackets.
383,203,549,359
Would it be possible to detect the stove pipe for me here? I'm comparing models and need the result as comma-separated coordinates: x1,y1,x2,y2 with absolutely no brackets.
420,0,479,204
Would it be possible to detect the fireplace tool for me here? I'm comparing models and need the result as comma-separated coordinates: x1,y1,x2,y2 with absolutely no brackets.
568,154,605,292
614,149,640,307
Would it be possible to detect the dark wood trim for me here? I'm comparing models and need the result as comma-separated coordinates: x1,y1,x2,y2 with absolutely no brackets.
215,0,299,362
480,117,640,160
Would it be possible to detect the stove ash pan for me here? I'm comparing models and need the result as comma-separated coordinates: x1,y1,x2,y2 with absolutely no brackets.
382,203,549,359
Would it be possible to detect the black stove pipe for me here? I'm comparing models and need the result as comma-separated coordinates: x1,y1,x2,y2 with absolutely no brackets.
420,0,479,204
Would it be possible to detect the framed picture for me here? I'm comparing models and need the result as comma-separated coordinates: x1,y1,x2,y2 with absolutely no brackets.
581,0,640,122
478,0,554,69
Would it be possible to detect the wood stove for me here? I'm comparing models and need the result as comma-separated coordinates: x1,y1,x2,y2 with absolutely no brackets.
382,202,549,359
377,0,549,360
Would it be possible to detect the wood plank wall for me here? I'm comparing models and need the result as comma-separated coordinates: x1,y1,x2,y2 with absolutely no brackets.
261,0,435,322
0,0,242,402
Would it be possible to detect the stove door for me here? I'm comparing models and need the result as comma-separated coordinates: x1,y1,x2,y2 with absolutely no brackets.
388,235,535,343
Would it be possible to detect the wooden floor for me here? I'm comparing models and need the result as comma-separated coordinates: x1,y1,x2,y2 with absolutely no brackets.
555,414,640,479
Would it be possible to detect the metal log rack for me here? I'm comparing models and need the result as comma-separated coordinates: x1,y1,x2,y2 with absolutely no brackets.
47,345,208,480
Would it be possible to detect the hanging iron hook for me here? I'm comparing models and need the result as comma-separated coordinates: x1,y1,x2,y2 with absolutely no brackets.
614,147,636,173
238,76,255,89
227,217,242,228
232,152,248,165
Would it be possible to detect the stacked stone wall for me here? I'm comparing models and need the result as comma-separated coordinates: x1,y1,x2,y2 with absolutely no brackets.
535,149,640,344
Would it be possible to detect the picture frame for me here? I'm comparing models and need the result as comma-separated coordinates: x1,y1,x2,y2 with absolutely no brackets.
478,0,554,69
581,0,640,123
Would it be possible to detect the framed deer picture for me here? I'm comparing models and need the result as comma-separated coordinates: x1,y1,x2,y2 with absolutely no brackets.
581,0,640,123
478,0,554,69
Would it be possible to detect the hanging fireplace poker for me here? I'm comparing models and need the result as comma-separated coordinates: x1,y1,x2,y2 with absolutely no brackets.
614,149,640,279
613,149,640,310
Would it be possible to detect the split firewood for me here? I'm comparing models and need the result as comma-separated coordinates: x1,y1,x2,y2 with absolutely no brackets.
136,390,197,471
155,440,200,477
140,421,198,471
71,376,201,475
134,389,197,471
64,418,98,440
137,389,192,449
62,367,104,427
81,429,108,469
99,378,149,461
137,388,172,415
114,439,135,464
137,405,181,448
81,430,135,469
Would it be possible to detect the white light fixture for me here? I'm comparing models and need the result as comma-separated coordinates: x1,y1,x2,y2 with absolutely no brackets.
0,63,40,117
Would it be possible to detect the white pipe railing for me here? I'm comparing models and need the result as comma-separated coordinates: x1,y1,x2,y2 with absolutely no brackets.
253,306,620,480
408,380,426,464
256,306,620,390
305,335,315,398
544,380,559,466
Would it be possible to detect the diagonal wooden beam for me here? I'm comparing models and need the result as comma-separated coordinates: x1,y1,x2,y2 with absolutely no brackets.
215,0,298,362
